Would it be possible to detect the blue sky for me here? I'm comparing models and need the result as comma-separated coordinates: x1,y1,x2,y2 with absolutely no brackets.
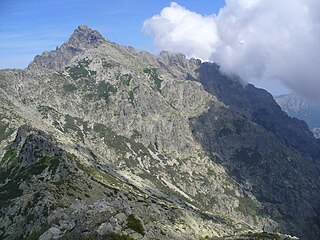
0,0,225,69
4,0,317,97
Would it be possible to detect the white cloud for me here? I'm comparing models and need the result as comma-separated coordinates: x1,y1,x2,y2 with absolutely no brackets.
143,1,320,99
143,2,218,61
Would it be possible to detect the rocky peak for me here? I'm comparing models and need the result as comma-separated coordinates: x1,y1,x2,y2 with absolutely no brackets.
28,25,106,70
157,51,201,77
67,25,106,49
11,125,60,167
159,51,188,68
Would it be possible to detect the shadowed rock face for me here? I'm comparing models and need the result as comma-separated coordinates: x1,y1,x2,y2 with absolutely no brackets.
11,125,61,167
28,25,106,70
0,26,320,240
194,62,320,160
190,62,320,239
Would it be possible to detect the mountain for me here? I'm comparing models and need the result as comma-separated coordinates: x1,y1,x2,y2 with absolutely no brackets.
28,25,106,70
1,25,320,240
275,93,320,138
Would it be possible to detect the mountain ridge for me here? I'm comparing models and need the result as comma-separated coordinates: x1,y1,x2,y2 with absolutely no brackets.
27,25,107,70
275,93,320,138
0,25,319,240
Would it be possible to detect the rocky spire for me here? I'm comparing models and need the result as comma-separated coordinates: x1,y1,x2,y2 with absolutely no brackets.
66,25,106,49
28,25,106,70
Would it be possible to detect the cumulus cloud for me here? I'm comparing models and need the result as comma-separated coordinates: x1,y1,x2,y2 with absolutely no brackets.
143,1,320,99
143,2,218,61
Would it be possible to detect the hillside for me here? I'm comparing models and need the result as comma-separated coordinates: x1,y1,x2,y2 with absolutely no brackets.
0,25,319,240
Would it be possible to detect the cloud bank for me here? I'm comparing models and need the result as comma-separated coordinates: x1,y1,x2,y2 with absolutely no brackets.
143,1,320,99
143,2,218,61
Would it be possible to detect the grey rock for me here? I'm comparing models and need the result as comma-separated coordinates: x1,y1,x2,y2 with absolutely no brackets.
131,232,144,239
109,216,118,225
97,222,114,235
59,219,75,231
114,212,127,223
28,25,106,70
39,227,61,240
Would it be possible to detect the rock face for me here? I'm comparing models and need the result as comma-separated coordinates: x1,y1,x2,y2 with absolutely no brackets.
0,25,319,240
275,93,320,138
190,63,320,239
28,25,106,70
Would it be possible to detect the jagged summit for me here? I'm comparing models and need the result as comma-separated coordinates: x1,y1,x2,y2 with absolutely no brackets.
76,24,92,32
28,25,106,70
67,25,106,49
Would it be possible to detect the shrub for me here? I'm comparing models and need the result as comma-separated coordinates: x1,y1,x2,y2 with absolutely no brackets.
127,214,145,236
63,83,77,92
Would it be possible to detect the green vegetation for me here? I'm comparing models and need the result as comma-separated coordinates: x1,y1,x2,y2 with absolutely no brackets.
233,118,249,134
120,73,133,86
211,116,252,138
102,233,134,240
77,163,122,188
2,148,18,165
63,59,123,104
0,162,23,207
102,59,119,69
66,59,96,80
0,121,14,143
0,148,18,182
223,187,236,197
37,105,55,119
63,83,77,92
127,86,139,105
93,123,131,155
83,93,95,101
0,152,62,207
143,67,163,92
97,80,117,103
54,115,90,142
128,90,134,104
232,147,262,165
212,118,234,138
131,130,141,140
63,114,89,142
24,156,60,176
25,221,50,240
127,214,145,236
93,123,154,170
82,78,96,92
47,156,60,174
207,169,216,177
102,62,114,69
236,197,260,216
0,164,14,186
25,230,43,240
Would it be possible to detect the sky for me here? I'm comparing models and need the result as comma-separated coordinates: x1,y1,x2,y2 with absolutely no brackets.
1,0,319,98
0,0,224,69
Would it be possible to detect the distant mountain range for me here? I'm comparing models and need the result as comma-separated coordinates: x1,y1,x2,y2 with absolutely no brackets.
275,93,320,138
1,25,320,240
